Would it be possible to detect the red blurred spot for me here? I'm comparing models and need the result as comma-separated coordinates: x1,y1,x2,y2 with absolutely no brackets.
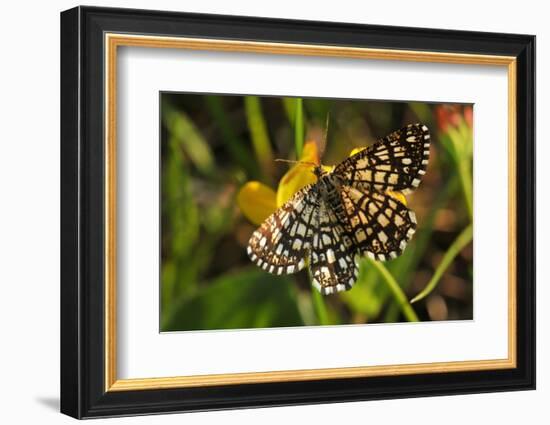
435,105,450,132
464,105,473,127
436,105,473,133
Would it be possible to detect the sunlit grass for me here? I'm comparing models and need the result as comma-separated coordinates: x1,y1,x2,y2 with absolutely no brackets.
160,95,474,331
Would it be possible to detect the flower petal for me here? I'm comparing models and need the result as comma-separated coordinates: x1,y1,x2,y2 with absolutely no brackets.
276,140,320,207
349,146,367,157
237,181,277,225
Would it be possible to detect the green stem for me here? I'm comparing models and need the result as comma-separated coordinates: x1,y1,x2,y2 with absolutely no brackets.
307,268,330,325
311,287,330,325
368,259,419,322
410,223,473,304
447,127,473,220
458,160,473,220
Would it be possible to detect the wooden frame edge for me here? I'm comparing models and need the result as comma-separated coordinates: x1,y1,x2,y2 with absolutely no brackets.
103,33,518,392
108,358,516,391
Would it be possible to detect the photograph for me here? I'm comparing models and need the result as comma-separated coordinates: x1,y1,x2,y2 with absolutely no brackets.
160,93,474,332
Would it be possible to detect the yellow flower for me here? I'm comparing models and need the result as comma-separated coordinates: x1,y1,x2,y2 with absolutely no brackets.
236,181,277,226
238,142,406,226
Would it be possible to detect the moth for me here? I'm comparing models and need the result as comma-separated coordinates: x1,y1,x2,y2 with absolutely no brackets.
247,123,430,295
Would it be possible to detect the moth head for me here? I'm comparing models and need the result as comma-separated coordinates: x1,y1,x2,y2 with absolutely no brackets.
312,165,327,179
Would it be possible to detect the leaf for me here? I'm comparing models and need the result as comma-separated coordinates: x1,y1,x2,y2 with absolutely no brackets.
161,268,304,331
294,98,304,157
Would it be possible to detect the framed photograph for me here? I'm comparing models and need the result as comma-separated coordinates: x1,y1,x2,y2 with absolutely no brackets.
60,6,535,419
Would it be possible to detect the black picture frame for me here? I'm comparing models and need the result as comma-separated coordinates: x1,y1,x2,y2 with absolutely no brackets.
60,5,535,419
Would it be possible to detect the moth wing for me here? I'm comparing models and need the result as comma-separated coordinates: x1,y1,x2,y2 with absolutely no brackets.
247,183,319,275
335,123,430,193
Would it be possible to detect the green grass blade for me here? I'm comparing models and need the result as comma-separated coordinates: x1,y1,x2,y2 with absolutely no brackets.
282,97,296,124
311,286,330,325
294,98,304,158
442,125,473,221
162,101,214,176
244,96,274,180
410,223,473,304
204,96,258,177
457,159,473,220
368,259,419,322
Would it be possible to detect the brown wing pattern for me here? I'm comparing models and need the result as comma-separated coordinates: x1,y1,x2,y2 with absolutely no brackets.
335,123,430,193
340,185,417,261
247,184,319,275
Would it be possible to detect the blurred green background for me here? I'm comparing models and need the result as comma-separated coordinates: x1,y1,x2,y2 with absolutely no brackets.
160,93,473,332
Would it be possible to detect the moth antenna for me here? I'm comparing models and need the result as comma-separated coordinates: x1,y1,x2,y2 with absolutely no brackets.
275,158,317,167
318,111,330,159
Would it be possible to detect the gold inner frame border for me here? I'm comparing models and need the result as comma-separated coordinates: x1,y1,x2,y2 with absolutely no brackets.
104,33,517,392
